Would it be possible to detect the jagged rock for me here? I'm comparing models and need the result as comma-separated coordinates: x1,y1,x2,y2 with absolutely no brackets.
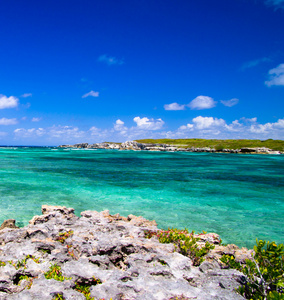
0,206,247,299
0,220,18,231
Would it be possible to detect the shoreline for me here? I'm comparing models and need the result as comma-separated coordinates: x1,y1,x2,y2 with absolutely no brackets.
59,140,283,155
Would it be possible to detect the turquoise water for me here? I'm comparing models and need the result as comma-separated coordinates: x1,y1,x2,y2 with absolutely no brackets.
0,147,283,248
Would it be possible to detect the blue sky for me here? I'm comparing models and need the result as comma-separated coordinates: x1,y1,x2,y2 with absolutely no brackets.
0,0,284,145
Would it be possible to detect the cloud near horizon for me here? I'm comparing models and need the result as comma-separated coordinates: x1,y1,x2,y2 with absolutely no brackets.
82,91,99,98
0,95,19,109
265,63,284,86
10,115,284,145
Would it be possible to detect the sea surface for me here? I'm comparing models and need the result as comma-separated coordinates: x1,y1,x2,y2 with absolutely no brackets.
0,147,283,248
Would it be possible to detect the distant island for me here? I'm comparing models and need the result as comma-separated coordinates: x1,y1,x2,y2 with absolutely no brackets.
59,139,284,154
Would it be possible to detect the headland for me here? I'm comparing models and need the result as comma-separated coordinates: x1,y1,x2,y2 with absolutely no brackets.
59,139,284,154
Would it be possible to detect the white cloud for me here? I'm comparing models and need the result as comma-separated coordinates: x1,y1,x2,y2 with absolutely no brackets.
0,95,19,109
265,63,284,86
188,96,216,110
179,124,194,131
98,54,124,66
82,91,99,98
0,118,18,125
164,102,186,111
220,98,239,107
192,116,225,130
21,93,32,98
32,117,41,122
241,57,271,70
115,119,124,125
114,119,128,135
133,117,165,130
250,118,284,134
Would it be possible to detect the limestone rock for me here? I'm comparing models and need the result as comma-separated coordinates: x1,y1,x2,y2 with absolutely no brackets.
0,205,246,299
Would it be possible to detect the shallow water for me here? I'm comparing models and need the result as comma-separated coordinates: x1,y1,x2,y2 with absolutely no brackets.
0,147,283,248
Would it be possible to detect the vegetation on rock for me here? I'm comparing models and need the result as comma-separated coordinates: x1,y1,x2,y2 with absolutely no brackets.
145,228,214,266
44,264,71,281
73,277,102,300
221,239,284,300
135,138,284,151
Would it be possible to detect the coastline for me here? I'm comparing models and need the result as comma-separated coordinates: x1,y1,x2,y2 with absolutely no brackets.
59,140,283,155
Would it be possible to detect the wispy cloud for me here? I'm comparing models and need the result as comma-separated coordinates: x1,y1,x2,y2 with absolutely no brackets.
98,54,124,66
32,117,41,122
188,96,216,110
21,93,32,98
241,57,271,70
265,0,284,9
82,91,99,98
0,118,18,125
164,102,186,111
220,98,239,107
0,94,19,109
265,63,284,86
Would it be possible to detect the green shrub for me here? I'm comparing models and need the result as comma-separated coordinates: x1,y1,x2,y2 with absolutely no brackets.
44,264,71,281
145,228,214,266
221,239,284,299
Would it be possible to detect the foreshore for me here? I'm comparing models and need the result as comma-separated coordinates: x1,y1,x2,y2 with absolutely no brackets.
0,205,252,299
59,141,283,155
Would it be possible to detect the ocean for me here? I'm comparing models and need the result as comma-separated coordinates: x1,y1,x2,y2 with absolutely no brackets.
0,147,283,248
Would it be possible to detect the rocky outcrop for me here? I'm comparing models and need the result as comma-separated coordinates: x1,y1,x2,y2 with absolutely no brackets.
0,205,249,299
59,140,282,154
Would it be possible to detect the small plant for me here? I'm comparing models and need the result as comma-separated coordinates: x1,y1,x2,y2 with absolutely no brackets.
0,261,6,267
44,264,71,282
17,275,34,289
221,239,284,300
145,228,214,266
56,230,74,244
66,244,78,260
73,277,102,300
8,255,40,270
52,294,65,300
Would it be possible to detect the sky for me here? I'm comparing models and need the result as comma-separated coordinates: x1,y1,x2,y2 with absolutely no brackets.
0,0,284,146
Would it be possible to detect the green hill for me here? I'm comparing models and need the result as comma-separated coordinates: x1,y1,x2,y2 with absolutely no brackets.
135,139,284,151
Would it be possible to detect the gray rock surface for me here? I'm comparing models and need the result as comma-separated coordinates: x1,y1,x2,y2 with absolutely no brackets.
0,205,246,299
